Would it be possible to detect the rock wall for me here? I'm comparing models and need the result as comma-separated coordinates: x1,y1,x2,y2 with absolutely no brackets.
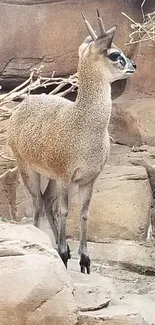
0,0,141,89
0,163,152,242
109,96,155,147
67,165,151,242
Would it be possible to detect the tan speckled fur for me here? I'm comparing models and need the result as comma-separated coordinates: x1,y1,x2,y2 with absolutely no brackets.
8,20,136,273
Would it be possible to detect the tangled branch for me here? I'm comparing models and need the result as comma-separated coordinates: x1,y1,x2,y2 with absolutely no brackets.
0,67,78,172
0,66,78,121
122,0,155,45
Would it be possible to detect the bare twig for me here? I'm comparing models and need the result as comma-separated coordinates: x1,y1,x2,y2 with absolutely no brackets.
0,67,79,176
0,127,7,134
0,71,35,104
0,66,78,124
122,9,155,45
49,82,66,95
0,167,18,180
58,84,77,97
0,153,15,162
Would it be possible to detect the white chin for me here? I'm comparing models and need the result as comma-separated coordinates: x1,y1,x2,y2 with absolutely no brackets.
125,71,134,75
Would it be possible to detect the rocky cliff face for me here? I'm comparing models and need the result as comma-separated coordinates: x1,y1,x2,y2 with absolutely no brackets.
0,0,141,90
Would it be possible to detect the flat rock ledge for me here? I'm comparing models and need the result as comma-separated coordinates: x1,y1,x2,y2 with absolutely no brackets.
70,269,150,325
69,240,155,276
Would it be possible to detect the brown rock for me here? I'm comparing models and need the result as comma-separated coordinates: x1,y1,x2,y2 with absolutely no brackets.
126,98,155,146
109,103,142,146
0,223,78,325
131,158,155,195
127,43,155,97
0,0,141,88
67,165,151,242
110,97,155,147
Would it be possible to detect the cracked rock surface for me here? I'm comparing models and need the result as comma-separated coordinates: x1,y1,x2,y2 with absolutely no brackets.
68,242,155,325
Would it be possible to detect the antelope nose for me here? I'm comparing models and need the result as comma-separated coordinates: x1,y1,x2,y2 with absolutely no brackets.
132,61,136,70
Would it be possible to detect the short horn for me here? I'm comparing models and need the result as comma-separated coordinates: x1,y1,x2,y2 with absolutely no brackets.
97,8,105,35
81,13,97,40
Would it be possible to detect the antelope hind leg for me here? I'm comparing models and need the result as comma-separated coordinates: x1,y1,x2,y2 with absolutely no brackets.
42,179,59,243
18,165,44,227
42,179,71,258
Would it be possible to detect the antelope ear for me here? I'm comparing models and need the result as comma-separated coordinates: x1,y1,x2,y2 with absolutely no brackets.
83,35,94,44
92,25,117,53
79,35,93,57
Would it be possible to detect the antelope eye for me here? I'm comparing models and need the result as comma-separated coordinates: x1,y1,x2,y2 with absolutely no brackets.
108,53,120,61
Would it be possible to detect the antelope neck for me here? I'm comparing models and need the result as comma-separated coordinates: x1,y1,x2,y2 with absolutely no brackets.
76,64,111,114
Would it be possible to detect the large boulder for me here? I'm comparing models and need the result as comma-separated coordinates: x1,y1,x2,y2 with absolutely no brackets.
126,41,155,97
67,165,151,242
109,101,143,147
0,223,78,325
0,0,142,88
110,97,155,147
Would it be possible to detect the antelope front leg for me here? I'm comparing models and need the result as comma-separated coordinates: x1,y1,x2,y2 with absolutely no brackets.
79,179,95,274
58,181,70,268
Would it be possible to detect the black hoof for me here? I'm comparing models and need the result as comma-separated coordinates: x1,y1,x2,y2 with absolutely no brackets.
80,253,90,274
58,250,68,268
67,244,71,259
58,245,71,269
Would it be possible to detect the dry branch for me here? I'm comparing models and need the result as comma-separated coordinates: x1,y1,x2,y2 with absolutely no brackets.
122,3,155,45
0,68,78,122
0,167,18,181
0,67,78,180
0,153,15,162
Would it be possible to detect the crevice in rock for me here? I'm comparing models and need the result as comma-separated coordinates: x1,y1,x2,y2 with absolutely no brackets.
0,57,44,76
120,262,155,277
0,0,80,5
23,285,64,325
120,175,148,181
0,250,24,257
0,58,15,75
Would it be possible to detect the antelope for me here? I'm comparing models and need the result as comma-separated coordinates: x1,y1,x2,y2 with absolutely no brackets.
8,10,136,274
